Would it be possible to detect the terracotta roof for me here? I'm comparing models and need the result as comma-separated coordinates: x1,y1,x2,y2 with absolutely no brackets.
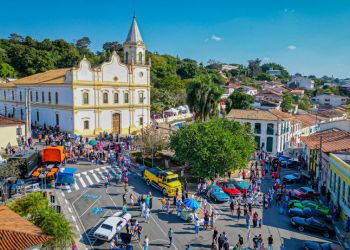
290,89,304,94
269,110,292,120
301,129,350,152
226,82,241,88
294,114,319,128
317,109,346,119
0,116,25,126
227,109,291,121
0,206,52,249
10,68,70,85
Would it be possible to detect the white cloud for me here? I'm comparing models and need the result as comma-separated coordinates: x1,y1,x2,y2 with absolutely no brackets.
263,57,270,61
288,45,297,50
211,35,222,42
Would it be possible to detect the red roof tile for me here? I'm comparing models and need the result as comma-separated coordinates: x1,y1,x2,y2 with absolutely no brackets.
301,129,350,152
0,116,25,126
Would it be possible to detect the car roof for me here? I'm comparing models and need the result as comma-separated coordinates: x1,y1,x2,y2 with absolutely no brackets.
104,216,123,225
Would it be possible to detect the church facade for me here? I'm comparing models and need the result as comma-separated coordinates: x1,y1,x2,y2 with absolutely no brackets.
0,17,151,135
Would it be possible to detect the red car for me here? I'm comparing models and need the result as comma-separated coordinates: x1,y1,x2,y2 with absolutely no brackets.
286,186,320,200
216,180,241,197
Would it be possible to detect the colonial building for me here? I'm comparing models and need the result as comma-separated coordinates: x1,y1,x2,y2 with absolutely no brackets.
0,17,150,135
227,109,294,154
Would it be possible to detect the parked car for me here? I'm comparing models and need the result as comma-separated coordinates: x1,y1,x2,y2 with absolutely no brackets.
286,187,320,200
290,217,335,238
282,173,310,184
281,159,299,168
290,200,330,215
288,207,332,222
232,178,250,192
288,199,315,208
94,212,131,241
304,241,342,250
216,180,241,197
208,185,230,203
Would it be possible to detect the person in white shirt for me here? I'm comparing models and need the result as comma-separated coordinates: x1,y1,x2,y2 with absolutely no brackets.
143,235,149,250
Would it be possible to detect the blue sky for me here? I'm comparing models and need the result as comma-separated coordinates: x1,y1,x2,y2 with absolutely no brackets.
1,0,350,78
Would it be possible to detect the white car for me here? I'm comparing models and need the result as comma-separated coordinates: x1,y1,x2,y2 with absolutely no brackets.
94,212,131,241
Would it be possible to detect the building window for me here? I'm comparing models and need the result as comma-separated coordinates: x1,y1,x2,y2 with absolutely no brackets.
19,91,22,101
255,136,260,149
342,180,346,203
12,91,14,100
56,113,59,126
333,173,337,192
41,92,45,103
139,116,144,126
36,111,39,121
55,92,58,104
83,120,89,130
267,123,274,135
30,91,33,102
138,52,142,64
48,92,51,104
139,92,144,104
124,93,129,103
114,93,119,103
5,106,7,116
125,51,129,64
12,107,15,117
4,91,6,100
103,92,108,104
83,92,89,105
20,109,23,120
254,123,261,134
329,170,333,189
348,185,350,207
36,91,38,102
266,137,273,153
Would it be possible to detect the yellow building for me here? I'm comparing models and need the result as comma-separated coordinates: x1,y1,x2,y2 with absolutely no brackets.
0,116,25,149
328,153,350,219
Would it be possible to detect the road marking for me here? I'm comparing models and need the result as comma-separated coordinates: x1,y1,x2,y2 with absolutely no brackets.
61,191,65,197
92,173,100,183
68,207,72,213
79,177,87,188
79,196,100,218
101,166,107,170
109,168,117,175
65,199,69,204
72,215,76,222
65,185,72,193
75,224,80,232
81,171,87,175
73,179,80,191
76,173,81,178
85,175,94,186
97,171,105,179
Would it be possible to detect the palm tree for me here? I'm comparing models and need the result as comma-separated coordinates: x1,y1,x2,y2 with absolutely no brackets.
186,75,224,121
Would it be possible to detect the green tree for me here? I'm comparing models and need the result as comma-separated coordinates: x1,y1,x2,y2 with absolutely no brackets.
247,58,262,78
170,118,255,178
225,88,254,112
186,75,224,121
281,92,294,112
0,62,17,78
256,73,273,81
261,62,290,81
298,96,311,111
75,36,91,50
7,192,74,248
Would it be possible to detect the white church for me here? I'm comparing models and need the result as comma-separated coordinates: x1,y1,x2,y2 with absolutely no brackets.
0,17,151,135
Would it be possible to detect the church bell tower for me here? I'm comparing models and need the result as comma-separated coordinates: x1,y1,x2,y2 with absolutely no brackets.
123,16,146,65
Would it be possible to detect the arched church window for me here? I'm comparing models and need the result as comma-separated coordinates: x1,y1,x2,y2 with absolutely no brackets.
138,52,142,64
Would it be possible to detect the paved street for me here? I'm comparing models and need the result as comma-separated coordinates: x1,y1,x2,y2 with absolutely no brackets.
53,161,341,250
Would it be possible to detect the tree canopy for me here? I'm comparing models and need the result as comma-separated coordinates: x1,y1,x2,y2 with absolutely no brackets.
170,118,255,178
225,88,254,112
281,92,294,112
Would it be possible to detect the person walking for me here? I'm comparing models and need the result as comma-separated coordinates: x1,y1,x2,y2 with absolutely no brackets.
237,206,241,221
137,225,143,242
212,227,218,244
194,218,200,235
268,235,273,250
238,234,244,249
144,207,150,223
143,235,149,250
168,228,173,247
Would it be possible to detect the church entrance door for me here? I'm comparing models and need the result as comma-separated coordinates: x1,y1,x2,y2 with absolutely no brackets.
112,113,121,134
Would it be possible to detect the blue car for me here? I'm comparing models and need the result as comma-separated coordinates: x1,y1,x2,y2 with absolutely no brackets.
208,185,230,203
232,178,250,192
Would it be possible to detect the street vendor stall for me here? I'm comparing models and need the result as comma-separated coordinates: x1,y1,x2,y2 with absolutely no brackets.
178,198,200,222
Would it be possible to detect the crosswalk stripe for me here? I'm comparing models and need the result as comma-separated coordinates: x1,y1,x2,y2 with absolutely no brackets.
79,177,87,188
92,173,100,183
109,168,117,175
73,180,80,191
98,171,105,179
65,185,72,193
85,175,94,185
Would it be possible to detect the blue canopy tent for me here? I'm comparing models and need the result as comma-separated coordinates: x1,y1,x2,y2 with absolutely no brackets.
183,198,200,210
55,168,77,185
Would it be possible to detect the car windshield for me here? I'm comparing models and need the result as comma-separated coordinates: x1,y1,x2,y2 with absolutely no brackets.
226,184,235,188
101,224,113,231
167,177,178,183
